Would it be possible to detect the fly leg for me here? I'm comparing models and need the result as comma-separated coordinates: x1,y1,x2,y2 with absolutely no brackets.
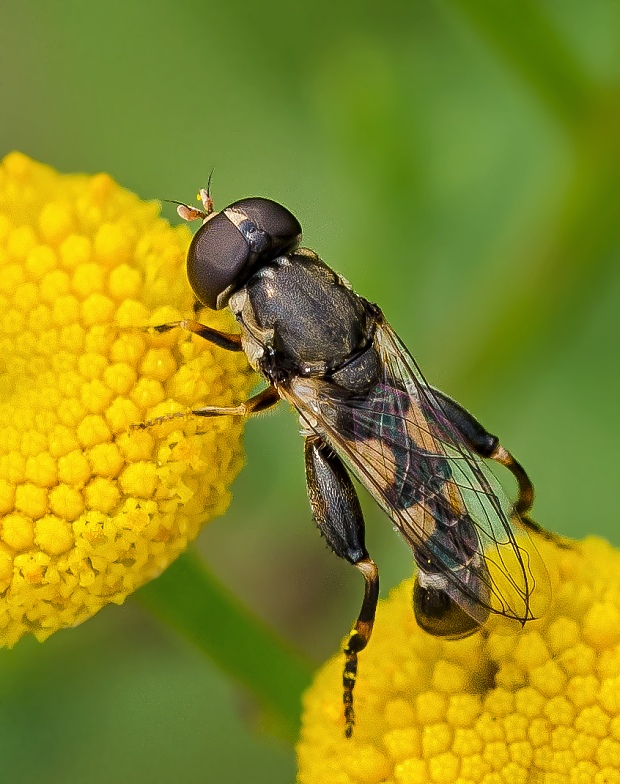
141,319,243,352
430,387,555,541
131,320,268,429
132,386,279,430
190,385,280,418
305,434,379,738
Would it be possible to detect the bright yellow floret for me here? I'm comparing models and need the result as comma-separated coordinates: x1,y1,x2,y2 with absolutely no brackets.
297,536,620,783
0,152,255,646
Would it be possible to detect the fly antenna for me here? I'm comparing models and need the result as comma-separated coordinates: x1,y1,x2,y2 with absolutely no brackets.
163,197,209,223
199,169,215,216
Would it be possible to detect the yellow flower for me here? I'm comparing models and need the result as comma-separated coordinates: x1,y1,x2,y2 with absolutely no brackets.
297,536,620,783
0,152,255,647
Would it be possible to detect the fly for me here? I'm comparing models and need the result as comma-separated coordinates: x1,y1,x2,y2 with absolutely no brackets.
138,189,554,737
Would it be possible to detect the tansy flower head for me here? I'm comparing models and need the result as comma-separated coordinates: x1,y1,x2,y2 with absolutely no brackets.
298,536,620,783
0,152,255,647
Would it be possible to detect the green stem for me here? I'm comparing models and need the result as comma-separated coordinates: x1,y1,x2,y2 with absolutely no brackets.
445,0,594,133
135,549,314,742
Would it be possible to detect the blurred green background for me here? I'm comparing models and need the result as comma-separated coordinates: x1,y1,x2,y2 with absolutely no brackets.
1,1,620,782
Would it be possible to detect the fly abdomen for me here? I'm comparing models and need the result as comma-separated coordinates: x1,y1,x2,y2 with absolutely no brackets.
414,507,479,575
412,514,491,638
412,573,488,639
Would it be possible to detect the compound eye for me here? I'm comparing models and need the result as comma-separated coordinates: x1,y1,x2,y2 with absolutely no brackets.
186,212,250,309
413,578,482,639
228,197,301,260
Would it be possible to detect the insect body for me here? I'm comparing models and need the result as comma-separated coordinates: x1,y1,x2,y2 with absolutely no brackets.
147,190,550,737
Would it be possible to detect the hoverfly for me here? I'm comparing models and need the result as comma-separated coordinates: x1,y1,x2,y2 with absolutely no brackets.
142,188,551,738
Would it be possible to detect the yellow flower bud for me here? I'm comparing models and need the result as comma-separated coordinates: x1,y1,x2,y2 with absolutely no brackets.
0,152,255,647
297,536,620,783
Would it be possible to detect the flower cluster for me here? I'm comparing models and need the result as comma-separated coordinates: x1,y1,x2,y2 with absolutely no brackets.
0,152,255,647
298,536,620,783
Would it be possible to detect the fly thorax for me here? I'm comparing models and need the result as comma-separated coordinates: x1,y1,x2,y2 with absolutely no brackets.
228,287,274,371
329,344,381,394
245,254,371,370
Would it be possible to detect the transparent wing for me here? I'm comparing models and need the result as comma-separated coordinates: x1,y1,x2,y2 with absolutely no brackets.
282,314,548,628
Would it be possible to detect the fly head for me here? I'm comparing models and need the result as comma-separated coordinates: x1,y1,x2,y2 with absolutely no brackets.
187,197,302,309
